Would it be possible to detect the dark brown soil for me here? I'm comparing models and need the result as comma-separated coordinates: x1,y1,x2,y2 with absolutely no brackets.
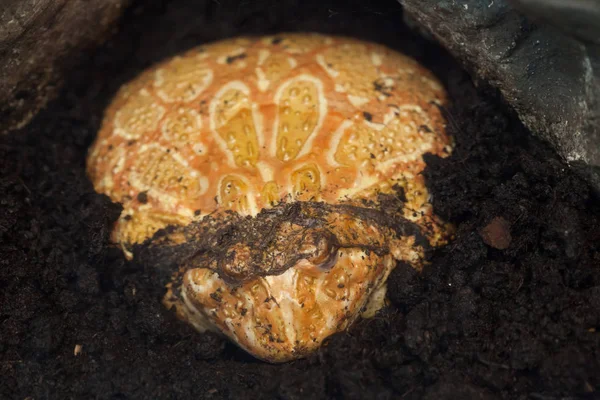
137,195,428,286
1,0,599,399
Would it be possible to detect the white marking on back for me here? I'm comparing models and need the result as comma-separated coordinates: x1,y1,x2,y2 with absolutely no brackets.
255,68,269,92
316,54,339,77
208,81,252,168
215,173,258,216
371,52,383,66
258,49,270,65
347,94,369,108
256,161,274,182
252,102,265,148
326,120,354,167
270,74,328,159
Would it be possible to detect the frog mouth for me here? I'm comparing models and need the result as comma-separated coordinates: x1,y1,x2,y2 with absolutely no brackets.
132,191,430,287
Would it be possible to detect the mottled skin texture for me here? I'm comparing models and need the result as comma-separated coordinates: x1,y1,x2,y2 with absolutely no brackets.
86,33,453,362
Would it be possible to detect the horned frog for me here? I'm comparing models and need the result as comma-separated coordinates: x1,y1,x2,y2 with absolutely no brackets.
86,33,453,363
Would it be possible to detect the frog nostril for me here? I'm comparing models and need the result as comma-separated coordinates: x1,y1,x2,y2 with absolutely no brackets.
222,243,252,279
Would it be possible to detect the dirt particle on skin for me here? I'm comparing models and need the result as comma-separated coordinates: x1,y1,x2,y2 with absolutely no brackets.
210,291,222,303
225,53,247,64
419,124,432,133
480,216,512,249
137,191,148,204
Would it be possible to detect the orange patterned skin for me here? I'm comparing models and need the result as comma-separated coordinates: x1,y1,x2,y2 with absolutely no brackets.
86,33,453,363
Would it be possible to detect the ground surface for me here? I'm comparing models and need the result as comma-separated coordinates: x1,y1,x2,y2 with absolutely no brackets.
1,0,599,399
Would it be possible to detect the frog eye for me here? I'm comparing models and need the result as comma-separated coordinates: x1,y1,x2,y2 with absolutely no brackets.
298,230,338,270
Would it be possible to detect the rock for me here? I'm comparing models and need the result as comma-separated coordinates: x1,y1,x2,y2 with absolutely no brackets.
480,217,512,250
0,0,131,134
399,0,600,194
509,0,600,46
